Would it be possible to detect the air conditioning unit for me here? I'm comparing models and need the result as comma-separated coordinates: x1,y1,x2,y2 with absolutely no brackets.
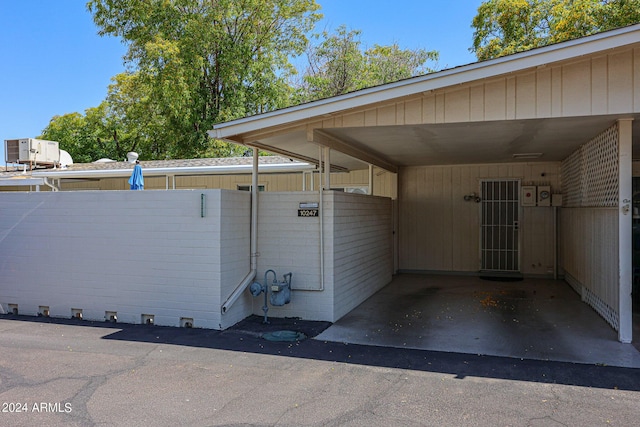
4,138,60,166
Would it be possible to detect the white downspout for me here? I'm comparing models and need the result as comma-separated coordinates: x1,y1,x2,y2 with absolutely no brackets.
316,146,327,291
43,177,58,192
221,148,259,313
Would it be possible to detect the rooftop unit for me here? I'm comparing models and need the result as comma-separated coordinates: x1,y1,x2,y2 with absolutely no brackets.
5,138,60,168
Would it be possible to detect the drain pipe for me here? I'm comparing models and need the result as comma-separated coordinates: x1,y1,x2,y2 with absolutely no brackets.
221,148,259,313
43,177,59,192
317,146,325,291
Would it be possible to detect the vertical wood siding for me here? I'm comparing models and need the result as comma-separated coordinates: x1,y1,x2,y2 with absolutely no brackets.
311,47,640,129
398,162,560,274
54,169,397,199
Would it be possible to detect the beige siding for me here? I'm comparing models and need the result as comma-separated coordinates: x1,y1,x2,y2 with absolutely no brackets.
311,47,640,130
398,162,561,274
53,169,397,198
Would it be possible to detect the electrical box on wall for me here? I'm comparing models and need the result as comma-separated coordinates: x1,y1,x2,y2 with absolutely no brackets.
537,186,551,206
521,186,536,206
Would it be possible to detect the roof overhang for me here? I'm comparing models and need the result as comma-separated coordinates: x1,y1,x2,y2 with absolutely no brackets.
30,162,316,180
0,177,45,187
0,161,316,188
211,24,640,172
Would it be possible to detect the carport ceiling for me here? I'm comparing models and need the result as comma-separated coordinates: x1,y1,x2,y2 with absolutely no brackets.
256,115,640,171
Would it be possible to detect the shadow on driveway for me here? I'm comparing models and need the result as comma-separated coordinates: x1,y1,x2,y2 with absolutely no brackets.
4,313,640,392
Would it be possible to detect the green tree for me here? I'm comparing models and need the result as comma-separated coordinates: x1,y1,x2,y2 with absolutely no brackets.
295,25,438,102
39,112,91,163
39,104,122,164
87,0,321,159
40,73,157,162
471,0,640,61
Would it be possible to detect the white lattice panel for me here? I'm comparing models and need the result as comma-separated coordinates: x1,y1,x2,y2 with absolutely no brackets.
565,272,619,331
561,150,583,207
582,125,619,206
561,124,619,207
582,286,620,331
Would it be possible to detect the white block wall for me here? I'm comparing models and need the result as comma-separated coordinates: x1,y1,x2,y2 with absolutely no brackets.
0,190,251,329
256,192,333,321
216,190,253,329
0,189,393,328
331,192,393,320
255,192,393,322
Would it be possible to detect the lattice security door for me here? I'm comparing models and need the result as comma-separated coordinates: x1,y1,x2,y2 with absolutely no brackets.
480,180,520,272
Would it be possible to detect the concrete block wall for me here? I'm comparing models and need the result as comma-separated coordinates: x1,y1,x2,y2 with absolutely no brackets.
254,191,393,322
218,190,253,329
255,192,334,321
1,189,392,328
331,192,393,320
0,190,251,329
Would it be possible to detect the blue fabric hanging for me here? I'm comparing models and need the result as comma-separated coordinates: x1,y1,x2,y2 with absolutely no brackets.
128,164,144,190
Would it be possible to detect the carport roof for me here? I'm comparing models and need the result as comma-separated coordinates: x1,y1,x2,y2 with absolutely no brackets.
211,24,640,172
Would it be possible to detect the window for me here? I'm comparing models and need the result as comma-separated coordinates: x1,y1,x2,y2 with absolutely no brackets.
237,184,265,192
330,186,368,194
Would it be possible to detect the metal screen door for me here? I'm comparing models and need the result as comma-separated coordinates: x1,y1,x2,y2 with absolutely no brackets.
480,179,520,272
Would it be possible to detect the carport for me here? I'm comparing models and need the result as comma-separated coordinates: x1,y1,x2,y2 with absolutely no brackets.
212,25,640,344
316,274,640,367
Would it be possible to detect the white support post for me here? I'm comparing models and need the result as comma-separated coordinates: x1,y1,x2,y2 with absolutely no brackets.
324,146,331,191
618,118,633,343
368,164,374,195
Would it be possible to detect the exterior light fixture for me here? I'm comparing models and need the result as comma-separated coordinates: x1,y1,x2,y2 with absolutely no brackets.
512,153,543,159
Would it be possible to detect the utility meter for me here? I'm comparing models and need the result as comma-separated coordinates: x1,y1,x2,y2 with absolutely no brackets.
537,186,551,206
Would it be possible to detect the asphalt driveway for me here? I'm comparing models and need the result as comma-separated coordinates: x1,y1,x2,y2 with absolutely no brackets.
0,314,639,426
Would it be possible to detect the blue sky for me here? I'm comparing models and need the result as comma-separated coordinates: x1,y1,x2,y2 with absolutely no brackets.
0,0,482,161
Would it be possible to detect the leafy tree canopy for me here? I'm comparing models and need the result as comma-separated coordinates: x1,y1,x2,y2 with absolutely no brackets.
83,0,321,160
295,25,439,102
471,0,640,61
43,2,440,162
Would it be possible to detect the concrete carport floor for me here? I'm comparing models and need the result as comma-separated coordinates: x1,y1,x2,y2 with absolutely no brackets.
316,274,640,368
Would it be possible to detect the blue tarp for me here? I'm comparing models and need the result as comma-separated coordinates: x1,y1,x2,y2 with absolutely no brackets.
128,164,144,190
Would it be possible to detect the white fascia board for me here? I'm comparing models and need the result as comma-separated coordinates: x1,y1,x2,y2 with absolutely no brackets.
211,24,640,139
31,162,315,179
0,177,45,186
